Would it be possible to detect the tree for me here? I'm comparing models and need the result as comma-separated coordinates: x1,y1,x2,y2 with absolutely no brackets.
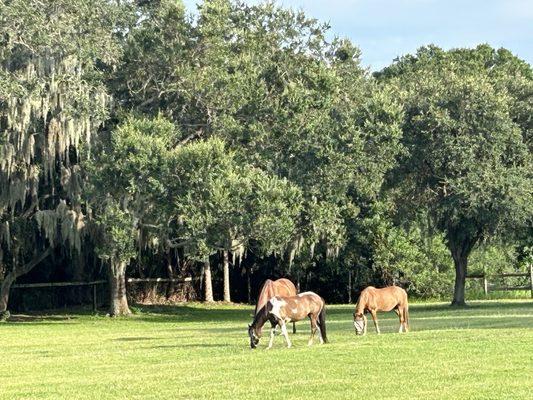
84,115,177,315
0,0,124,318
379,45,533,305
170,138,302,302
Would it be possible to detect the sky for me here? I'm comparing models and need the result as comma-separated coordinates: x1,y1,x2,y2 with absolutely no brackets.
181,0,533,70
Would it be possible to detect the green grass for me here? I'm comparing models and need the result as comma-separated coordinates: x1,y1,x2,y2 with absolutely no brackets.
1,300,532,400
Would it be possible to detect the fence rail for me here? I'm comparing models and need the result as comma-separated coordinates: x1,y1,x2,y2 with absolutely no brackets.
127,277,192,283
466,264,533,298
5,277,193,311
12,280,107,289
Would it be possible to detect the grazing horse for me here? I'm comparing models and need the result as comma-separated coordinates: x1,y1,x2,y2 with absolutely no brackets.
248,292,327,349
255,278,298,334
353,286,409,335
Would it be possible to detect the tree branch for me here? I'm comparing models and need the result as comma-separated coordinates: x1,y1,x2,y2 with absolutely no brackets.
173,128,204,148
14,247,53,278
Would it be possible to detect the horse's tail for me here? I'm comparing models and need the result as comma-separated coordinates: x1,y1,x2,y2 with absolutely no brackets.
404,306,410,331
318,303,328,343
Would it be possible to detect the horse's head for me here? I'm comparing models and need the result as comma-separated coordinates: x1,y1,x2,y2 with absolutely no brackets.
248,324,261,349
353,313,365,335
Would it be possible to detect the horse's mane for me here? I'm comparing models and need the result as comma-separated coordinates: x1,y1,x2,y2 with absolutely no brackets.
251,302,271,330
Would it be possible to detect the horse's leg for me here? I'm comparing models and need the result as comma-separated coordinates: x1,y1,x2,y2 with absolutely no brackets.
293,321,296,334
363,314,368,335
370,310,380,334
316,316,324,344
267,321,277,349
308,316,317,346
403,306,409,333
397,307,404,333
280,321,292,348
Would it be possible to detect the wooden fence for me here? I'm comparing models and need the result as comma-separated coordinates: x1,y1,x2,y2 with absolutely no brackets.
466,264,533,298
9,277,192,311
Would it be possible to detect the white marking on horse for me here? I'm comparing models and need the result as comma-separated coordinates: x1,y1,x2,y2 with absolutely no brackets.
269,297,286,320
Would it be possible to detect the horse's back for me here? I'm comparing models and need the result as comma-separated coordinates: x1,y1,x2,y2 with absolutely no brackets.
361,285,408,311
274,278,297,296
256,278,297,314
271,291,324,319
386,286,408,303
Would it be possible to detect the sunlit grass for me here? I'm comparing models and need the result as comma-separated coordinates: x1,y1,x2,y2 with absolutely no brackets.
1,300,532,399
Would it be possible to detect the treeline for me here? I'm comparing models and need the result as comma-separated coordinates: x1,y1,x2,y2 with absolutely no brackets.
0,0,531,317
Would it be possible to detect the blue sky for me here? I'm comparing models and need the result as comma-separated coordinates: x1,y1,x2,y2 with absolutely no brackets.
181,0,533,70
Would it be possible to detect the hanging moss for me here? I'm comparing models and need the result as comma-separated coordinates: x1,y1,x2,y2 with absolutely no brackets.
1,50,110,251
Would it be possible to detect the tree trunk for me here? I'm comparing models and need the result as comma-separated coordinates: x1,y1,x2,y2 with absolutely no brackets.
0,248,52,320
166,252,175,299
204,260,214,302
223,250,231,302
449,234,477,307
0,272,16,320
108,260,131,316
451,251,468,306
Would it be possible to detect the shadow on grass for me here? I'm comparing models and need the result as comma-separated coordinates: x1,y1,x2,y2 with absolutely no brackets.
135,304,250,324
149,343,233,349
410,301,533,314
134,300,533,336
4,301,531,335
6,314,77,323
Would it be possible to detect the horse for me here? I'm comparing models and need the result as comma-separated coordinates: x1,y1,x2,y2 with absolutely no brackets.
255,278,298,334
353,286,409,335
248,292,327,349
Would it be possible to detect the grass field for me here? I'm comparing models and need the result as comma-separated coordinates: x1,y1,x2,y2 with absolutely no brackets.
1,300,532,400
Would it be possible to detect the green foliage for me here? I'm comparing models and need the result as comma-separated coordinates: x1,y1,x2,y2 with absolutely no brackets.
351,202,453,299
171,138,302,259
380,46,532,241
378,45,533,302
84,114,179,263
115,0,404,266
93,200,136,263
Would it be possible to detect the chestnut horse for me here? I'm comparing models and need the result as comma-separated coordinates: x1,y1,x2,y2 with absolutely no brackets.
248,292,327,349
255,278,297,334
353,286,409,335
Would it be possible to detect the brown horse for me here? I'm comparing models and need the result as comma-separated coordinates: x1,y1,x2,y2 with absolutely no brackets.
248,292,327,349
255,278,297,334
353,286,409,335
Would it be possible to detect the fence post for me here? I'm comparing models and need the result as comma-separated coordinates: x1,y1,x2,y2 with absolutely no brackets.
92,282,97,312
529,263,533,299
483,272,488,296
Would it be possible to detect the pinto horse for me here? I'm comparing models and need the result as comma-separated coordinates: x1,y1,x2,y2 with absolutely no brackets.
353,286,409,335
248,292,327,349
255,278,298,334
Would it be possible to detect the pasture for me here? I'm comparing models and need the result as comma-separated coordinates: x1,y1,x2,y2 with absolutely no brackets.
1,300,532,400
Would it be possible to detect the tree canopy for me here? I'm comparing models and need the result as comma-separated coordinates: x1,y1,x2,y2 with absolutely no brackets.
378,45,533,305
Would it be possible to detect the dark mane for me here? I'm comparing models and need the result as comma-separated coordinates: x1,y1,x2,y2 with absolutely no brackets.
251,302,271,331
254,279,274,314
